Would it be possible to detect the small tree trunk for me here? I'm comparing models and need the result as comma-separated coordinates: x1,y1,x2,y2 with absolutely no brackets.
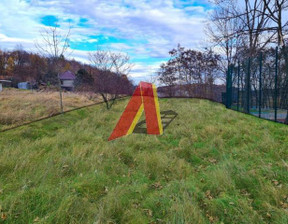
100,93,118,110
101,93,110,109
109,94,117,108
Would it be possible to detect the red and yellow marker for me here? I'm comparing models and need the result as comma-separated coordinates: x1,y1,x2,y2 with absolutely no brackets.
108,82,163,141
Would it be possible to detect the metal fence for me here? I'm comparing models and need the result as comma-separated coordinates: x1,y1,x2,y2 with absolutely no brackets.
225,47,288,124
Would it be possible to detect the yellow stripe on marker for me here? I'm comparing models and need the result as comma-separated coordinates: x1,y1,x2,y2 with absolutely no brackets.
127,104,144,135
152,84,163,134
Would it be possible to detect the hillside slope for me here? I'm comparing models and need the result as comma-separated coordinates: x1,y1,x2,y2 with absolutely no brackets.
0,98,287,223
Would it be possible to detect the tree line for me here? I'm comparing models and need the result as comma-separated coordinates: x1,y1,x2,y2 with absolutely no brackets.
157,0,288,123
0,46,134,111
157,45,222,100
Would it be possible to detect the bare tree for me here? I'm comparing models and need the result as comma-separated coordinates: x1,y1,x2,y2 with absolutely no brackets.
263,0,288,46
262,0,288,123
157,45,220,98
206,0,244,71
208,0,276,112
209,0,279,57
89,48,133,109
157,62,178,97
35,23,71,113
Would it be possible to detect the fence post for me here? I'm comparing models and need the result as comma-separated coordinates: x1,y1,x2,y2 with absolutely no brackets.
226,65,230,108
229,65,233,108
237,62,240,111
225,66,229,108
246,58,251,113
275,47,278,121
259,53,263,118
226,65,232,108
284,46,288,124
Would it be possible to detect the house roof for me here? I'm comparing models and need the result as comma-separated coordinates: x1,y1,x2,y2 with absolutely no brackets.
59,71,76,80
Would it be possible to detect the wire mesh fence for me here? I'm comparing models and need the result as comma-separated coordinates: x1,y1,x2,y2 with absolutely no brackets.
225,47,288,124
0,87,128,132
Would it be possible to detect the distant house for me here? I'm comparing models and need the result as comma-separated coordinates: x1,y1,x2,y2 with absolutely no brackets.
59,71,76,91
18,82,31,90
0,80,12,88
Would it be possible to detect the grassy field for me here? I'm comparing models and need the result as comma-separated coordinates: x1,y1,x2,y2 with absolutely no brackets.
0,88,102,131
0,98,287,223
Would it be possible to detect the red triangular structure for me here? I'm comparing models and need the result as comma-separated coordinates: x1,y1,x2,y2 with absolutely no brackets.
108,82,163,141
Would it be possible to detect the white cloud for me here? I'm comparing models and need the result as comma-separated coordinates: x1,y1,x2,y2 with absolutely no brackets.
0,0,212,83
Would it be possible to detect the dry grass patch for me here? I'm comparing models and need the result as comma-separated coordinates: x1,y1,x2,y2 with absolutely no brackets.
0,88,103,130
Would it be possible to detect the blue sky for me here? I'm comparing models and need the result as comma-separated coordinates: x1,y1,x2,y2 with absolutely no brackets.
0,0,213,83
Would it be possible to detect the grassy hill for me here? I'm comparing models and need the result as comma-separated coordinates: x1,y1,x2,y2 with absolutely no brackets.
0,98,287,223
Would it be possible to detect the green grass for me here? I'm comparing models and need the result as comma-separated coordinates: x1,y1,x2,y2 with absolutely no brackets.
0,98,287,223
